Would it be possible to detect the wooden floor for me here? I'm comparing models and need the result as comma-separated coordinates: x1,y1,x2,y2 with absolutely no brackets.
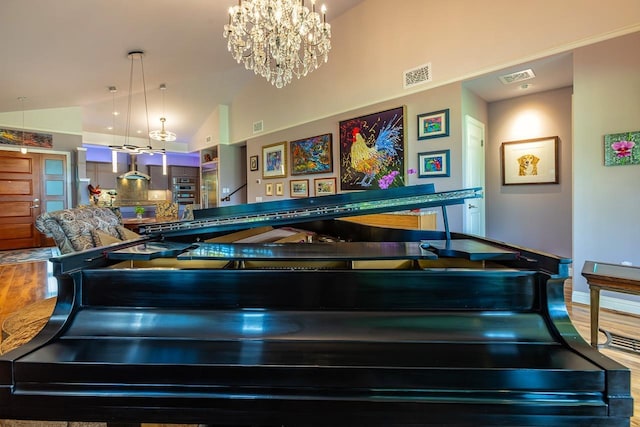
0,261,638,426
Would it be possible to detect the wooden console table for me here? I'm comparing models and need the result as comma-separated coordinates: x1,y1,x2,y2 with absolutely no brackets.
341,211,436,230
122,217,157,233
581,260,640,347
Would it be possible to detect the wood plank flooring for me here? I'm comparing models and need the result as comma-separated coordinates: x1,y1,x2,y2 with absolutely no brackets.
0,261,638,426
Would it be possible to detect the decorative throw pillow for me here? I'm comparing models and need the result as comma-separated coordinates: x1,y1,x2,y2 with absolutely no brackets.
116,225,141,241
92,229,123,247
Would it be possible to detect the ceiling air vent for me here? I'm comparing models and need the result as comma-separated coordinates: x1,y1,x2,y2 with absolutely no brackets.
498,68,536,85
404,62,432,89
253,120,264,134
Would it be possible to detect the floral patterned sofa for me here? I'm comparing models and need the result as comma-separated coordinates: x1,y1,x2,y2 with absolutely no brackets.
34,206,130,254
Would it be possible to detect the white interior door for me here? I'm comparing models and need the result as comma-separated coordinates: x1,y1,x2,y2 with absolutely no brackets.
463,115,486,236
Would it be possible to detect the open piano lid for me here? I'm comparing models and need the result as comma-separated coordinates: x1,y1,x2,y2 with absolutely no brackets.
138,183,482,237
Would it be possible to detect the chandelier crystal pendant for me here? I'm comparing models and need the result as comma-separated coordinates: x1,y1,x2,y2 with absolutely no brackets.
223,0,332,88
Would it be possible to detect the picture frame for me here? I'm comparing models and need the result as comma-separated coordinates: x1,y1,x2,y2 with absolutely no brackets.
275,182,284,196
265,182,273,196
417,109,449,140
417,150,450,178
501,136,559,185
262,141,287,179
249,155,259,171
290,133,333,175
339,106,406,190
604,131,640,166
290,179,309,198
314,177,336,196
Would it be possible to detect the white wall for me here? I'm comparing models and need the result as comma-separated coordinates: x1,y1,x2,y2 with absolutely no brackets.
227,0,640,144
486,87,573,258
572,32,640,310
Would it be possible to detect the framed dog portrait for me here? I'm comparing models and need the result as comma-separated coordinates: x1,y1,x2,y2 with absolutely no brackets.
501,136,559,185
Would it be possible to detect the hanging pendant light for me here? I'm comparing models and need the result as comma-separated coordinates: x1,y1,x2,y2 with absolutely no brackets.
149,84,176,142
109,50,165,157
109,86,119,173
149,83,174,176
18,97,27,154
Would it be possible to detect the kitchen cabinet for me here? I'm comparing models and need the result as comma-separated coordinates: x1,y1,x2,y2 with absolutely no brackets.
169,166,199,178
86,161,127,189
147,165,168,190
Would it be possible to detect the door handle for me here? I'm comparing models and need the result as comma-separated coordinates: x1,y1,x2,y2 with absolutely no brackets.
468,204,477,209
29,198,40,209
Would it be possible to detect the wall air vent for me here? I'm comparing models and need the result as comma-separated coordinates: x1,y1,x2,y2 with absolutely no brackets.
404,62,432,89
253,120,264,134
498,68,536,85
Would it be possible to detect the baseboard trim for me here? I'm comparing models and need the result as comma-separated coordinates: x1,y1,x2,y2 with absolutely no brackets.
573,290,640,316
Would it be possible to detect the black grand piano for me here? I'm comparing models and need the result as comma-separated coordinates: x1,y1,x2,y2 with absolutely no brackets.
0,184,633,426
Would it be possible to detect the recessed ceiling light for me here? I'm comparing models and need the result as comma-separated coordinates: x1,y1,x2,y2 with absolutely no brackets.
112,111,120,116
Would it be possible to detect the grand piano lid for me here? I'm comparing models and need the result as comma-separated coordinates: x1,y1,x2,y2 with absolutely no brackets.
139,184,483,237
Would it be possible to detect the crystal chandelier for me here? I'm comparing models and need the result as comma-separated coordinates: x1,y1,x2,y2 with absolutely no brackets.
109,50,166,157
223,0,331,88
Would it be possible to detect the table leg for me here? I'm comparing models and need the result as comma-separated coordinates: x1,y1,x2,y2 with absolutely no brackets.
590,287,601,347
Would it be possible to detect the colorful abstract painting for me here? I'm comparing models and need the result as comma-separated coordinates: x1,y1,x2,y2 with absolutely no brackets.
0,128,53,149
339,106,406,190
604,131,640,166
290,133,333,175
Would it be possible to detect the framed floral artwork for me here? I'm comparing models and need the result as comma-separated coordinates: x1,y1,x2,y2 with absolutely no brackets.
418,150,450,178
265,183,273,196
290,133,333,175
275,182,284,196
314,177,336,196
501,136,559,185
417,109,449,140
339,106,406,190
290,179,309,198
604,131,640,166
262,142,287,179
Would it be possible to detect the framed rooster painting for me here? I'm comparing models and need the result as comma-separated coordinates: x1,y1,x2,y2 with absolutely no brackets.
338,106,406,191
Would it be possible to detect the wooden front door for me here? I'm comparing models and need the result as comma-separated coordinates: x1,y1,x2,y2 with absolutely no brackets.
0,151,42,250
0,149,68,250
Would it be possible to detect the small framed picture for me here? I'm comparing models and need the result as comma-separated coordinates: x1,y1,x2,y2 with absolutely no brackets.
314,177,336,196
417,109,449,140
265,182,273,196
290,179,309,198
418,150,450,178
262,141,287,179
501,136,559,185
275,182,284,196
604,131,640,166
250,155,259,171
